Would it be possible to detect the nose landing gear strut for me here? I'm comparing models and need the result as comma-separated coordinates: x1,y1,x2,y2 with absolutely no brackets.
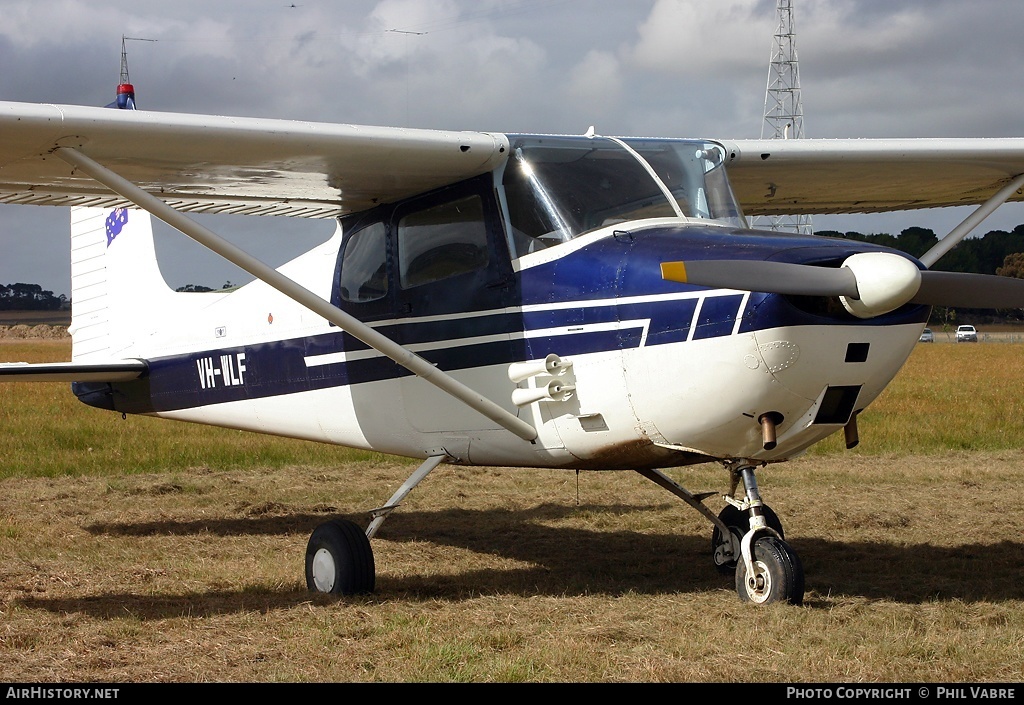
726,462,804,605
636,460,805,605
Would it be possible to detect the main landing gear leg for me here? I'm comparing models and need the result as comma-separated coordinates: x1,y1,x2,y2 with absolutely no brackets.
305,453,449,596
726,462,805,605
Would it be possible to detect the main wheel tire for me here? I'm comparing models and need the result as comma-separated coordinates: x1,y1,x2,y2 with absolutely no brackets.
735,535,804,605
710,504,784,574
305,519,375,595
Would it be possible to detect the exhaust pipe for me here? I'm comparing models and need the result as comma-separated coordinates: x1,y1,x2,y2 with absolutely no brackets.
758,412,783,451
844,412,860,449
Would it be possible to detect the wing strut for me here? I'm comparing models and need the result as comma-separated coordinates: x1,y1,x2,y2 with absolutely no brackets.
53,147,538,443
920,172,1024,267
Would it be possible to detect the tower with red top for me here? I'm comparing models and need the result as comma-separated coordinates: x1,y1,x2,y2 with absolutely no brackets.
109,35,137,110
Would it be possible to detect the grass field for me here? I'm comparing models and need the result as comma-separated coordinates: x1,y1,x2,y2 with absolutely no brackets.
1,339,1023,682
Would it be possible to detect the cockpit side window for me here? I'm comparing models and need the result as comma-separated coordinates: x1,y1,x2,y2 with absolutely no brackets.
702,158,746,224
397,195,489,289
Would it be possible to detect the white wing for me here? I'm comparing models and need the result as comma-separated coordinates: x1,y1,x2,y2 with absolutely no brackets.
2,100,1023,219
721,138,1024,216
0,101,510,219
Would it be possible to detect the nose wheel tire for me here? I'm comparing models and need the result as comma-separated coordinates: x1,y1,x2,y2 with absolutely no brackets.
305,519,375,595
735,535,804,605
711,503,785,574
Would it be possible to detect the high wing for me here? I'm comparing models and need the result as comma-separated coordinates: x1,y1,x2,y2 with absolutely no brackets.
3,101,1024,219
721,138,1024,216
0,101,510,218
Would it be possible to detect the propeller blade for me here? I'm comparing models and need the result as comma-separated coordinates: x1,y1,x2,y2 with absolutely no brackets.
913,271,1024,308
661,255,1024,315
660,259,860,298
661,252,922,319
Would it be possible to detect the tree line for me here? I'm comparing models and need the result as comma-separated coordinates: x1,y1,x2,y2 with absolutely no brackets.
818,224,1024,278
0,283,67,311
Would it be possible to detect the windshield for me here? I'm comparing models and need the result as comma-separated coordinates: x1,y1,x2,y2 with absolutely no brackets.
501,135,746,257
625,138,746,226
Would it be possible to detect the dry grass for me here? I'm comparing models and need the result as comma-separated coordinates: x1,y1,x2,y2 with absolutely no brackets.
1,340,1024,682
2,458,1022,682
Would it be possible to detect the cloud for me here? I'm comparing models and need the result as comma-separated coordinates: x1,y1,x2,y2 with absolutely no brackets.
567,50,624,112
628,0,769,75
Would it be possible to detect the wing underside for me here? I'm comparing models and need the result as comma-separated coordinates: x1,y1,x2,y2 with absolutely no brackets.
0,102,511,219
721,138,1024,216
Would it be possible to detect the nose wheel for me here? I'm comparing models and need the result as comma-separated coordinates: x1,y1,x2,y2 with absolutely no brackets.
725,463,804,605
736,534,804,605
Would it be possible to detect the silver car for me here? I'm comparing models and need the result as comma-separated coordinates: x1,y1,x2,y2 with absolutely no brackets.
919,328,934,343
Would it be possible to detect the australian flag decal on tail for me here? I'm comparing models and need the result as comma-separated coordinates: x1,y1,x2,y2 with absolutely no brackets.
105,208,128,247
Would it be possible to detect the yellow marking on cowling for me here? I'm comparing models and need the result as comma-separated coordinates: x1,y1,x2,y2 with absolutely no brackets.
660,261,689,283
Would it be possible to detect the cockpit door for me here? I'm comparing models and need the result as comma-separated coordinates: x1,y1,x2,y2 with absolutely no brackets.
390,177,522,432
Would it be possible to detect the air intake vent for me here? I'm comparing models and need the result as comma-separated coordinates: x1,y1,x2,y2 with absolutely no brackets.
845,343,869,363
813,386,861,425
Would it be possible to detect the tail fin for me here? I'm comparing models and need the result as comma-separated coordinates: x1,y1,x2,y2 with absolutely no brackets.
69,206,174,361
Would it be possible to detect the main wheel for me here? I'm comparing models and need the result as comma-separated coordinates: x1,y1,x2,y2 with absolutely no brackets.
710,504,784,574
735,535,804,605
305,519,375,595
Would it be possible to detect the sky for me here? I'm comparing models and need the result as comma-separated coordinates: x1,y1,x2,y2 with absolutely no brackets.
2,0,1024,296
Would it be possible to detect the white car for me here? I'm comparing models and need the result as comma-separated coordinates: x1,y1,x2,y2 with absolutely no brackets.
956,325,978,342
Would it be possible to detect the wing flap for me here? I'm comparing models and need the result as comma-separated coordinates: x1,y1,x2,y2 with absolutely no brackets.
722,138,1024,215
0,360,147,383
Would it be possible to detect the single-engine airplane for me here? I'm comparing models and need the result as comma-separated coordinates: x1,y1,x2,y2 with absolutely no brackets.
3,80,1024,606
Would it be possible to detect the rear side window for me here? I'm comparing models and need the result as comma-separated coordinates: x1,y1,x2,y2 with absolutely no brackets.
398,195,489,289
339,222,388,303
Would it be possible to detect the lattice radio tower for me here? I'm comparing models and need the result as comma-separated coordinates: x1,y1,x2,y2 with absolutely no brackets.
761,0,812,234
